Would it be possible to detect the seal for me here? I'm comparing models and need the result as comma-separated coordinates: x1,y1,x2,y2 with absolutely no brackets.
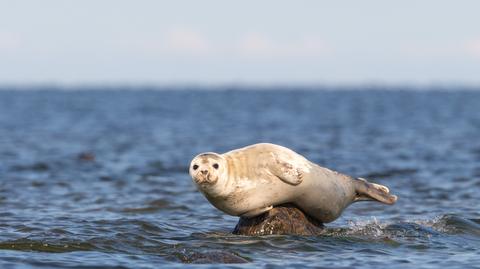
189,143,397,223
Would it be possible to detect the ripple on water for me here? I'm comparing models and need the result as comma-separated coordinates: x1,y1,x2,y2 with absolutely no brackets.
317,214,480,247
118,199,189,214
1,90,480,268
428,215,480,236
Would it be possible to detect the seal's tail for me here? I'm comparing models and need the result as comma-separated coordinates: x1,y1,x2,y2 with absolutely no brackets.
353,178,397,204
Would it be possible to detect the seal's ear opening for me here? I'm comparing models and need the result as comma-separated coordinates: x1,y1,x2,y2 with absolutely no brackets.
353,178,398,204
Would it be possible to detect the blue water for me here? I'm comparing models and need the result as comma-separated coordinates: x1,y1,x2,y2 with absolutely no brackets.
0,88,479,268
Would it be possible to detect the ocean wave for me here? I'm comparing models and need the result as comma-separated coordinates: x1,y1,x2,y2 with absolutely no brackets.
322,214,480,239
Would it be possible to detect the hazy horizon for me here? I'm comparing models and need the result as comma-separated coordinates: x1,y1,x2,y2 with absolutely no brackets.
1,83,479,91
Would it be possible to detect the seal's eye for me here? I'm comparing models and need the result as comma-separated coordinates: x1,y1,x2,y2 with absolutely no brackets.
192,164,199,170
212,163,219,169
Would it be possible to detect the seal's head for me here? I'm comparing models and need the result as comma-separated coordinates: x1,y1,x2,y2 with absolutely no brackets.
189,152,228,195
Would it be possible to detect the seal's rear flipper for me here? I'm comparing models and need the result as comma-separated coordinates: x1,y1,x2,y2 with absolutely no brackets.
353,178,397,204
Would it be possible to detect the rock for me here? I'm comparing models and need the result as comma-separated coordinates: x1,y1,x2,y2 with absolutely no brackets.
11,162,50,171
233,204,324,236
77,152,95,161
177,250,249,264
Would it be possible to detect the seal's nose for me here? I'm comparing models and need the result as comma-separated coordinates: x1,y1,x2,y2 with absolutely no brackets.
201,170,208,175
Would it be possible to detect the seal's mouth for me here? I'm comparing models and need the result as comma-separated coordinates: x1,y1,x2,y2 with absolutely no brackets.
195,173,218,185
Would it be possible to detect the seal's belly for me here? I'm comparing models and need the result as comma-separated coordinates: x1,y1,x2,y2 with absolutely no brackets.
220,178,295,215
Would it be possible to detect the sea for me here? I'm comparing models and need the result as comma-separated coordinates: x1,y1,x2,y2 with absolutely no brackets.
0,87,479,268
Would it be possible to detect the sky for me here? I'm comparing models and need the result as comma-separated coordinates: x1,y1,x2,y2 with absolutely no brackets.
0,0,480,86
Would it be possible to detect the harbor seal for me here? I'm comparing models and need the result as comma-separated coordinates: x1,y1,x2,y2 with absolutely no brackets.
189,143,397,223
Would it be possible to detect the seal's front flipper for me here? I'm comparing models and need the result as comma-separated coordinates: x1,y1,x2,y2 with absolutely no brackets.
269,153,304,185
240,206,273,218
354,178,397,204
273,165,304,185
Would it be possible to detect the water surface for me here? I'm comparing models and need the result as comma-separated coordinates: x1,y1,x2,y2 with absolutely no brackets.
0,88,479,268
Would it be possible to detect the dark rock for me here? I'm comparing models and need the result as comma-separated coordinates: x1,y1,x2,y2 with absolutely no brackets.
177,250,249,264
11,162,49,171
77,152,95,161
233,204,324,236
